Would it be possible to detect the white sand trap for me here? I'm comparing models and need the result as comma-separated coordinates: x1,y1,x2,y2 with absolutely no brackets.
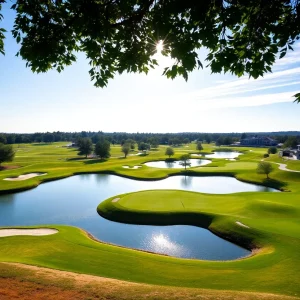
273,163,300,173
0,228,58,237
4,173,47,181
112,198,120,203
122,166,141,169
236,221,250,228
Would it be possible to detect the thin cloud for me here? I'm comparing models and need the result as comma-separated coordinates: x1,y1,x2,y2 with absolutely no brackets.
181,45,300,108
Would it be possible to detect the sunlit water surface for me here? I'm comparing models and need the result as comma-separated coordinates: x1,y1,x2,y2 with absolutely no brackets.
0,174,277,260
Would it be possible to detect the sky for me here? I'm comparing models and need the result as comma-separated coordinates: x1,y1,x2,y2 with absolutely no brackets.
0,3,300,134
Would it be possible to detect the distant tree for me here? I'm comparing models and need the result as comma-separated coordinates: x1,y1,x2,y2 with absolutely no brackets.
80,131,88,138
284,137,298,149
183,138,189,144
169,137,181,146
241,133,247,140
148,137,159,148
125,139,136,150
0,134,6,144
257,162,274,179
179,154,191,170
43,132,54,143
268,147,278,154
91,134,100,144
15,135,23,144
196,142,203,152
33,133,43,143
78,138,93,158
138,142,150,153
165,147,174,158
95,139,110,159
204,134,211,144
0,143,15,166
76,137,84,148
6,135,15,144
53,132,62,142
216,137,223,147
223,136,233,145
122,143,131,158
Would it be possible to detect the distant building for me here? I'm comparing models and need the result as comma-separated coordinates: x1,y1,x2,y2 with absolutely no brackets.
240,136,277,147
279,145,300,160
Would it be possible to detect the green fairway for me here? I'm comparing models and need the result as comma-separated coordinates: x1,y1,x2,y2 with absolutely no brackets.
0,142,300,298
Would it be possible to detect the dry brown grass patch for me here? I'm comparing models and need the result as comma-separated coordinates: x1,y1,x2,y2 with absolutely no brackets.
0,263,298,300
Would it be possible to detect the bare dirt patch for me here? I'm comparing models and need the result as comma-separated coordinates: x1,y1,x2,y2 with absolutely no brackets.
0,165,20,171
112,198,120,203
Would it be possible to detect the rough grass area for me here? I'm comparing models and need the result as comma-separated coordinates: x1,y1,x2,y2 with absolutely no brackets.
1,263,297,300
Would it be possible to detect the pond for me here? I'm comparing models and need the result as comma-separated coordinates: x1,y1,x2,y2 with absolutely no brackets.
0,174,277,260
144,159,211,168
205,152,242,159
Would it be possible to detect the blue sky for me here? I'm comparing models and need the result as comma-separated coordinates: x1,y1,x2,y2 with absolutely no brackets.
0,3,300,133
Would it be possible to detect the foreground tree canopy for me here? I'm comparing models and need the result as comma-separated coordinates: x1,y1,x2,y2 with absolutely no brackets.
0,0,299,102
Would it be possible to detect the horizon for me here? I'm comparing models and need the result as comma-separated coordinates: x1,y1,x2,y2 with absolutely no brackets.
2,130,300,135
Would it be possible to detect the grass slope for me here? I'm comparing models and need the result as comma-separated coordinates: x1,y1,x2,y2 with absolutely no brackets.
0,223,299,297
1,263,298,300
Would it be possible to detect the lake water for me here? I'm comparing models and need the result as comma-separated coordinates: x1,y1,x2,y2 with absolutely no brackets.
205,152,242,159
144,159,211,168
0,174,277,260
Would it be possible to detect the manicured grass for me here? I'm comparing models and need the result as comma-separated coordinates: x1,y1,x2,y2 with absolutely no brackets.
0,142,300,298
1,142,299,193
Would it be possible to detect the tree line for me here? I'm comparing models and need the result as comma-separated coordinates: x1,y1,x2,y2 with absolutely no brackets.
0,132,299,147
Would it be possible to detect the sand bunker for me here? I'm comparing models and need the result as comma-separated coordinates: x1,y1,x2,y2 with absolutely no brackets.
122,166,141,169
112,198,120,203
236,221,250,228
4,173,47,181
274,163,300,173
0,228,58,237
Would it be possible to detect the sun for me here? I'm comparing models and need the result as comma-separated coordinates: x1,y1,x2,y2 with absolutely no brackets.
156,40,164,53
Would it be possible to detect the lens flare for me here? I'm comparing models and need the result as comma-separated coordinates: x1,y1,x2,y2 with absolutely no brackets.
156,40,164,53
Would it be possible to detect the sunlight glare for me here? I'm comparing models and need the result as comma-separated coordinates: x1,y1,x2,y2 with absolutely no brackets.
156,40,164,54
153,233,176,250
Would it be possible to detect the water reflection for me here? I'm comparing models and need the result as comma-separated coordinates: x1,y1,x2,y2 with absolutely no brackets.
145,159,211,169
95,174,110,184
181,176,193,188
144,233,187,257
205,152,242,159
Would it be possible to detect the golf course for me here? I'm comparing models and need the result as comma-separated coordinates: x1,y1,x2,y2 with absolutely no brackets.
0,142,299,299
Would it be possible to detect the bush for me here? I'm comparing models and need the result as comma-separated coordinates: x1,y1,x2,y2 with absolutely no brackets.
268,146,278,154
263,153,269,158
